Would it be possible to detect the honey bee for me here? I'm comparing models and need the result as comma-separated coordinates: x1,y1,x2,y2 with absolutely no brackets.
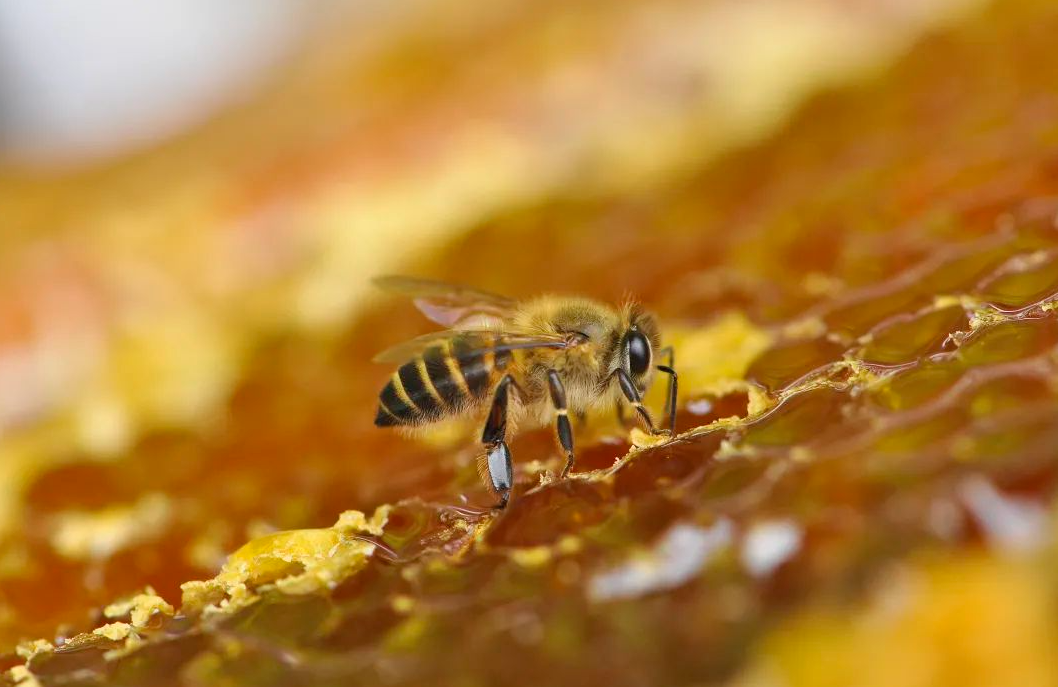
372,276,677,509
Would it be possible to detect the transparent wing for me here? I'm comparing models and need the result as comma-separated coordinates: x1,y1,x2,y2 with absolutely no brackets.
373,275,517,328
372,329,571,364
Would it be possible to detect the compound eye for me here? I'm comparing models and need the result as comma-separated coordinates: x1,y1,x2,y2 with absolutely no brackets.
625,331,651,376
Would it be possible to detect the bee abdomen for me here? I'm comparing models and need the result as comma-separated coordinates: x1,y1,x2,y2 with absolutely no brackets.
375,337,507,427
375,358,442,427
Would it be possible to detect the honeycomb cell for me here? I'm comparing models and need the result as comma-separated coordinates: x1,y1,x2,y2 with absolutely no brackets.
957,318,1058,366
698,457,773,504
916,243,1019,295
954,410,1058,470
872,408,966,454
746,337,847,392
957,426,1032,465
318,601,404,653
823,287,921,339
27,636,115,683
742,386,849,447
613,431,725,497
965,374,1052,417
375,501,474,560
871,359,964,411
109,633,211,687
976,254,1058,310
486,480,613,548
679,390,750,428
859,305,967,365
224,591,333,646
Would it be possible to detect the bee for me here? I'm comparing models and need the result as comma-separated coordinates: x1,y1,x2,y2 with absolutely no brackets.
372,276,677,509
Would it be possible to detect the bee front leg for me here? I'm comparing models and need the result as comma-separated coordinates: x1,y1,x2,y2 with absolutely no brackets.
614,368,669,436
546,370,576,478
480,375,515,509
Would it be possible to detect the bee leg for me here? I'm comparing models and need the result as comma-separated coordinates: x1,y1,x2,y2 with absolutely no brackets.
481,375,515,509
482,442,512,509
546,370,576,478
657,345,678,434
614,368,668,435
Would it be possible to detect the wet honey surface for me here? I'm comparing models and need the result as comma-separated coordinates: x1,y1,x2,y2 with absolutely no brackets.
7,2,1058,686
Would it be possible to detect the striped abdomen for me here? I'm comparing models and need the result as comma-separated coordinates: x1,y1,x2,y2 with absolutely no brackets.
375,334,512,427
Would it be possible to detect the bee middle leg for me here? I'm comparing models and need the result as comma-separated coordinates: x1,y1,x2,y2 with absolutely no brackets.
480,374,515,509
544,370,576,478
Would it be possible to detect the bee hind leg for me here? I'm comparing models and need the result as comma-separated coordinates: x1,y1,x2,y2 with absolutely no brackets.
480,375,515,509
546,370,576,478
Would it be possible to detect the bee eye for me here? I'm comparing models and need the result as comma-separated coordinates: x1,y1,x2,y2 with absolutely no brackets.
625,331,651,376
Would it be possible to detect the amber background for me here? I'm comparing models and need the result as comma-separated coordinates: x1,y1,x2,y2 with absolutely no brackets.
2,1,1058,685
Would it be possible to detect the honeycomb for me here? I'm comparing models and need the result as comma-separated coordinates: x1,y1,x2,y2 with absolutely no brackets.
4,1,1058,686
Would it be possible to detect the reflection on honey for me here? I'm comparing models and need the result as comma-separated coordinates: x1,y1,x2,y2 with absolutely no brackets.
6,1,1058,686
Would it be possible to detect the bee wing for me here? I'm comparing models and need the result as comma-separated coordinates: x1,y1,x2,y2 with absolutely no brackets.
372,329,571,364
373,275,517,329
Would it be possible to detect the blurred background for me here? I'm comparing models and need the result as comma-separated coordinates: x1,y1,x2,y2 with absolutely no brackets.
2,0,1058,685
